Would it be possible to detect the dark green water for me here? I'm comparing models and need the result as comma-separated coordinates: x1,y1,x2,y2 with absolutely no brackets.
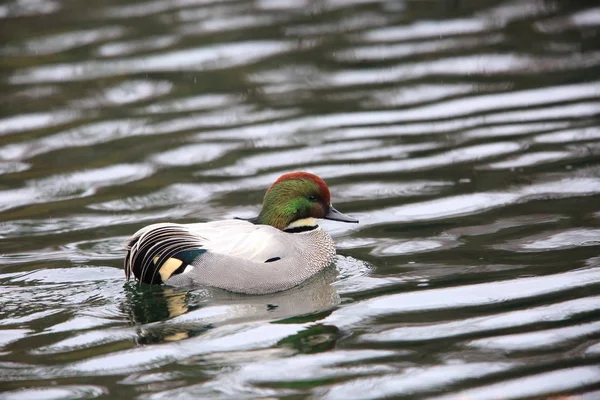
1,0,600,399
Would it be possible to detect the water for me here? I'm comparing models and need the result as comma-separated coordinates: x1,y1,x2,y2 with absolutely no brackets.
1,0,599,398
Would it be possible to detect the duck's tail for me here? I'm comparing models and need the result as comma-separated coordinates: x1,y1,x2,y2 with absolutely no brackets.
124,223,206,284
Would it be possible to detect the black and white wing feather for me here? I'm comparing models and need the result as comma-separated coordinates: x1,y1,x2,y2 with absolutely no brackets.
125,223,206,284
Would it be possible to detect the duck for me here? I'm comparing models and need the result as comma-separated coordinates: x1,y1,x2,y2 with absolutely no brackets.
124,172,358,295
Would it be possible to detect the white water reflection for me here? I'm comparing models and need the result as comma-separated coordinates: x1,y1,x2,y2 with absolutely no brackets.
88,183,218,211
361,83,478,108
322,362,513,400
73,80,173,108
534,127,600,143
10,41,294,83
371,236,461,256
0,119,149,161
323,268,600,328
496,228,600,252
331,180,452,200
326,53,600,87
446,214,566,238
179,14,280,35
0,0,60,18
102,0,238,19
431,366,600,400
0,164,154,212
153,107,298,135
336,34,504,62
140,93,239,114
468,320,600,351
289,142,522,179
0,161,29,175
361,295,600,343
0,329,32,348
360,18,488,42
2,26,124,56
0,385,108,400
361,176,600,228
327,81,600,121
484,151,571,169
150,143,240,166
209,140,383,176
464,121,570,139
147,350,395,399
97,35,179,57
536,7,600,33
0,111,78,136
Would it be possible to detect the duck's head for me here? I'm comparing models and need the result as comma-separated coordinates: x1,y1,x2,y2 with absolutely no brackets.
258,172,358,231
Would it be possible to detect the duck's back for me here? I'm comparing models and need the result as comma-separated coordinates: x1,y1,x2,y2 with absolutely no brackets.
186,219,288,262
125,219,337,294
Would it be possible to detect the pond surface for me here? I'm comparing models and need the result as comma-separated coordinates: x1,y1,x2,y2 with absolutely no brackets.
1,0,600,399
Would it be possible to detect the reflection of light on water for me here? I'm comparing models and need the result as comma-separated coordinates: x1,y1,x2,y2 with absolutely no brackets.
0,111,78,136
1,27,124,56
10,41,294,83
464,121,570,139
0,119,149,161
325,53,600,87
97,35,179,57
371,237,461,256
140,93,238,114
150,143,240,166
0,163,154,212
0,0,60,18
496,228,600,252
361,176,600,228
360,18,488,42
434,366,600,400
330,180,452,201
360,83,477,108
0,160,30,175
536,7,600,32
151,107,299,135
323,268,600,332
362,295,600,343
534,127,600,143
468,320,600,351
323,362,514,400
178,14,279,35
207,139,383,176
335,34,504,62
0,386,108,400
73,80,173,108
484,151,571,169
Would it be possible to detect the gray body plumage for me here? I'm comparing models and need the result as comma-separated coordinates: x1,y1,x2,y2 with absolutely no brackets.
125,219,337,295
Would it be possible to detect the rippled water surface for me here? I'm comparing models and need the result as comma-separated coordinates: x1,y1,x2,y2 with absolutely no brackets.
1,0,600,399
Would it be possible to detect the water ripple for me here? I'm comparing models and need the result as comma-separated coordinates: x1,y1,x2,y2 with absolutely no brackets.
361,295,600,343
432,366,600,400
322,362,514,400
10,41,294,83
0,385,107,400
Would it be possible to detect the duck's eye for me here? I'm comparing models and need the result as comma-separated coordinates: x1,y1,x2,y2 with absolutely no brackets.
308,195,318,201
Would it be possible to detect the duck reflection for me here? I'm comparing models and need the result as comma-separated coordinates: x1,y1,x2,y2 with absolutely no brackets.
122,284,192,324
121,265,341,345
277,323,341,354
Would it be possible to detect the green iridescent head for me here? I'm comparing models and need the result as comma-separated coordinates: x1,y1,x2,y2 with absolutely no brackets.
257,172,358,231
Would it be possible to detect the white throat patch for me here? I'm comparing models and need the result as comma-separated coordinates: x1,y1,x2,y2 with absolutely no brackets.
285,217,318,230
